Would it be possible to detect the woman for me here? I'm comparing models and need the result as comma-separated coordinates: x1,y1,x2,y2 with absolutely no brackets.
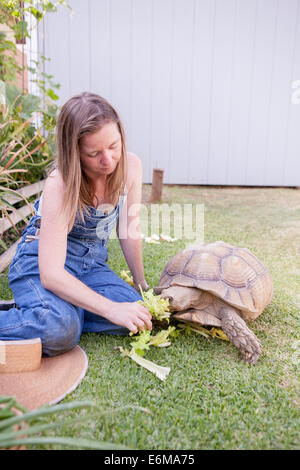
0,92,152,356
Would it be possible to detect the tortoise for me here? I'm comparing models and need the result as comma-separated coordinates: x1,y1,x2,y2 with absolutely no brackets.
154,241,273,364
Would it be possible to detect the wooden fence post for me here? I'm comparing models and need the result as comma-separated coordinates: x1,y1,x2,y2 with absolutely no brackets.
149,168,164,203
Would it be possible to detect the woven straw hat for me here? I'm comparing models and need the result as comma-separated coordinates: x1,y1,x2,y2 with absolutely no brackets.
0,338,88,410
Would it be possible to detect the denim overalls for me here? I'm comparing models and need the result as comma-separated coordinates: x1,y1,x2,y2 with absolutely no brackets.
0,191,142,356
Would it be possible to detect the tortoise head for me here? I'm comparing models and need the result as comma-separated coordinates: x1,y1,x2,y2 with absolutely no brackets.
160,285,204,312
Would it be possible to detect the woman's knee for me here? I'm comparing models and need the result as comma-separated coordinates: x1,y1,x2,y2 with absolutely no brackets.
41,305,83,357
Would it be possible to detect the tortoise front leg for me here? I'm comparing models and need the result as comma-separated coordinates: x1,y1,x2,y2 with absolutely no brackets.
220,306,262,364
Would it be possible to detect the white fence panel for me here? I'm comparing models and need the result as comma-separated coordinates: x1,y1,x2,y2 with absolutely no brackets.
37,0,300,186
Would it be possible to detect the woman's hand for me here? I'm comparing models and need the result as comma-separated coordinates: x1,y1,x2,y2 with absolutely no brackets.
108,301,152,334
133,279,149,293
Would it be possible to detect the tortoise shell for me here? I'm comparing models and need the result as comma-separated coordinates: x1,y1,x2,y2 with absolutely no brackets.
155,241,273,320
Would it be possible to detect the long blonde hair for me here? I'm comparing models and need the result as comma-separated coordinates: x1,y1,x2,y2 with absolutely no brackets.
46,92,127,233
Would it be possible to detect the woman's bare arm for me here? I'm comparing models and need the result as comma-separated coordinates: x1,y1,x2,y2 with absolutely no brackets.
117,153,148,291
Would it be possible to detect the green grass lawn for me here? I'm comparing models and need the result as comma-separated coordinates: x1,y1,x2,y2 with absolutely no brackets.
0,185,299,449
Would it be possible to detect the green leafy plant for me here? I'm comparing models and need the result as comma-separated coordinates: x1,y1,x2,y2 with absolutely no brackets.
0,1,71,41
0,31,22,84
116,279,181,380
118,276,228,380
0,0,70,182
28,57,61,156
177,322,230,341
0,80,52,183
137,287,171,323
130,326,180,356
117,325,180,381
0,395,147,449
118,347,171,382
0,1,67,88
0,87,51,250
